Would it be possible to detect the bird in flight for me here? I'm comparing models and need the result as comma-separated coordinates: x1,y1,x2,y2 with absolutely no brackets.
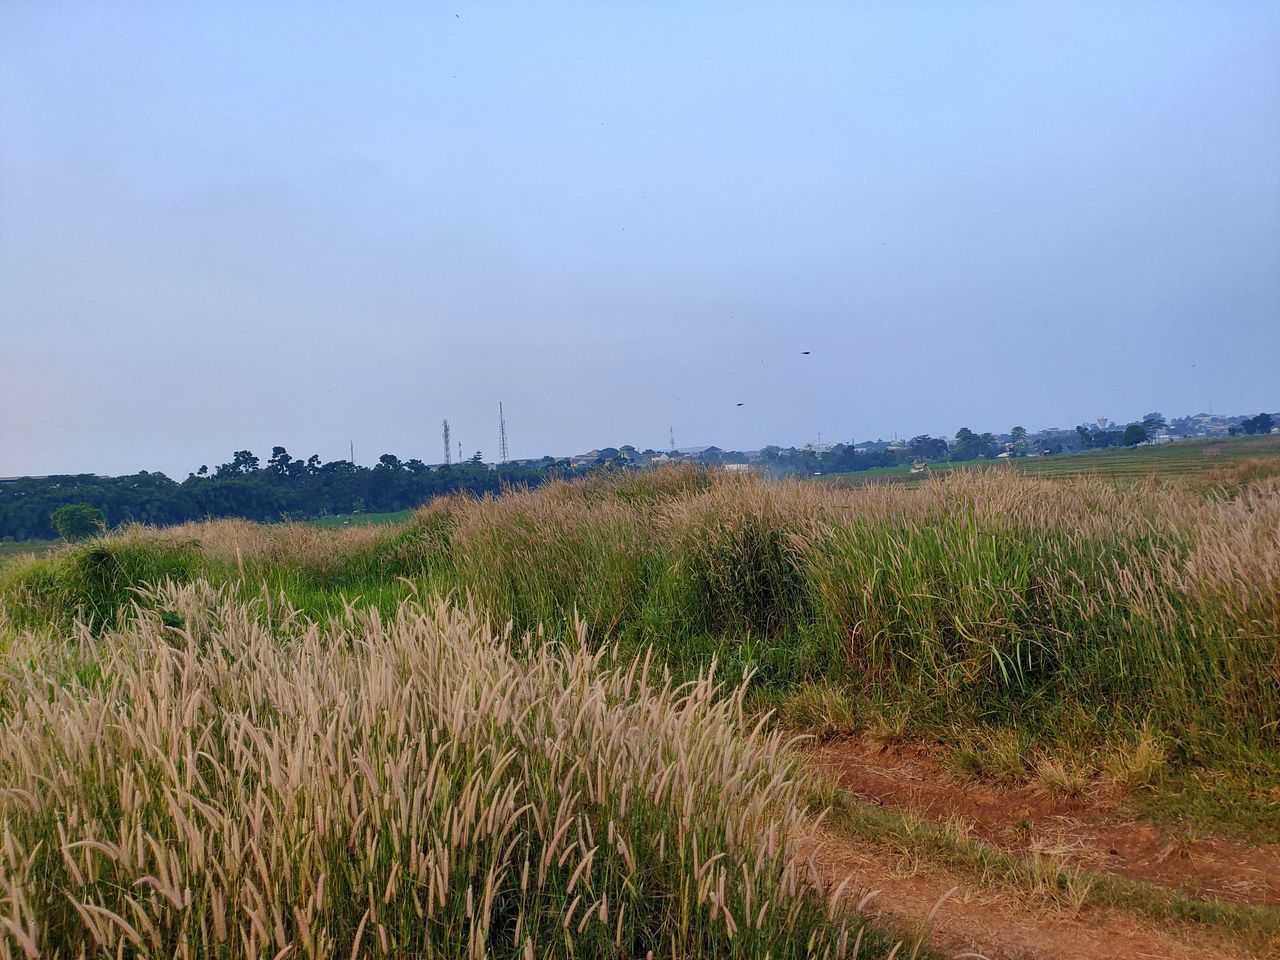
801,351,811,355
736,403,745,407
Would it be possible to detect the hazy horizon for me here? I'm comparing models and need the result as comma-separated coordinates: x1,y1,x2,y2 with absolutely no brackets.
3,2,1278,478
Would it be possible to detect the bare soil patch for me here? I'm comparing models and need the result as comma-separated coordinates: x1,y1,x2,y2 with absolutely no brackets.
806,739,1280,908
803,829,1257,960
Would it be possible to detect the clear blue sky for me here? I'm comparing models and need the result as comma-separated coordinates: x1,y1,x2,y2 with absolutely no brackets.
2,2,1277,476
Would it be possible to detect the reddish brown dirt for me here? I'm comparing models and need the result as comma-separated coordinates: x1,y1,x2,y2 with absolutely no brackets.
802,829,1259,960
806,738,1280,908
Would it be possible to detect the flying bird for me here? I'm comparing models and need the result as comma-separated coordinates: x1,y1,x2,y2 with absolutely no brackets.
801,351,811,355
736,403,745,407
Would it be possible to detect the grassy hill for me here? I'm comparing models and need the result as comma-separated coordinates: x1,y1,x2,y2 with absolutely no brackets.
832,433,1280,486
2,464,1277,955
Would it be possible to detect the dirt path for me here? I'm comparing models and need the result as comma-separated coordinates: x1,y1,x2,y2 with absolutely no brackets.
803,828,1258,960
807,738,1280,908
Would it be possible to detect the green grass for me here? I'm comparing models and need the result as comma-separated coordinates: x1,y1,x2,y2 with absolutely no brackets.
301,509,413,528
1,582,897,958
3,466,1277,842
0,537,60,559
831,434,1280,486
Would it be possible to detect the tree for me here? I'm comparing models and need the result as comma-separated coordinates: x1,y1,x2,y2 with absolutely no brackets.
1242,412,1275,435
909,435,948,460
51,503,106,541
1122,423,1148,446
1010,426,1028,456
268,446,293,476
952,428,997,461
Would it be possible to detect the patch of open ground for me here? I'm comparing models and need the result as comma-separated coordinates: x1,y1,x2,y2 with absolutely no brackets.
803,829,1258,960
807,739,1280,908
799,737,1280,958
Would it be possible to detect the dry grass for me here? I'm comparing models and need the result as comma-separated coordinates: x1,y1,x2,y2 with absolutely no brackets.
0,580,886,959
3,465,1277,817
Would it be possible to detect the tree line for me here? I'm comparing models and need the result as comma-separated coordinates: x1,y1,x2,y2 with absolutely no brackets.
0,447,571,541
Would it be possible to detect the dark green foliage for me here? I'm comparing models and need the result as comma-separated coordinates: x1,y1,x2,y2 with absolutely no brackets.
1123,423,1149,446
0,450,577,540
49,503,105,541
3,539,201,631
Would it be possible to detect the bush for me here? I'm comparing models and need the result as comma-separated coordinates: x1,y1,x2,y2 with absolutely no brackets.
50,503,105,541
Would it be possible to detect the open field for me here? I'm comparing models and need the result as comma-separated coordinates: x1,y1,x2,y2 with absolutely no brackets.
833,433,1280,487
0,537,59,559
302,508,413,528
2,466,1277,957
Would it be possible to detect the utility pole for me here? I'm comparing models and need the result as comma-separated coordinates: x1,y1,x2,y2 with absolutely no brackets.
442,420,452,465
349,440,354,465
669,426,676,452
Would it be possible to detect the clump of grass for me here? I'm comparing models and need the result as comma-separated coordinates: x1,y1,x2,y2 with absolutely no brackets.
658,478,812,638
0,534,202,631
945,727,1031,784
1101,729,1168,792
863,705,912,747
773,681,861,740
1032,756,1090,798
0,580,890,959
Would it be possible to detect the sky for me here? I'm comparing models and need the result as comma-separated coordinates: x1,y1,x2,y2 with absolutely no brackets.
2,2,1278,477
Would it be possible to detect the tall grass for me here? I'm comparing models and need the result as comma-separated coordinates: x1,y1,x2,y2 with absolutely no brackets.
3,466,1277,765
0,581,884,959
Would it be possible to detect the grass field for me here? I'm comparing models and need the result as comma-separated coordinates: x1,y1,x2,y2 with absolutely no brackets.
833,433,1280,487
302,509,413,528
0,512,412,560
2,462,1277,956
0,537,59,559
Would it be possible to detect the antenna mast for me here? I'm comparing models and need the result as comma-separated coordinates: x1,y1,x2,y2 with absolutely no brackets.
669,426,675,452
442,420,452,465
498,402,509,464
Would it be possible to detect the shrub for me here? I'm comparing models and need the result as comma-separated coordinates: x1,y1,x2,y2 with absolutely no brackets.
50,503,105,541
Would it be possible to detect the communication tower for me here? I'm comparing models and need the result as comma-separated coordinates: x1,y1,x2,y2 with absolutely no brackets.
442,420,452,465
498,402,509,463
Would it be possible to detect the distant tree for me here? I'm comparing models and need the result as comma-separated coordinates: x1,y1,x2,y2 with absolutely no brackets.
1010,426,1028,456
50,503,106,541
908,435,948,460
1141,413,1166,435
952,428,997,461
268,446,293,476
197,465,208,476
216,450,260,477
469,451,484,465
1075,425,1093,449
1122,423,1148,446
1242,412,1275,435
